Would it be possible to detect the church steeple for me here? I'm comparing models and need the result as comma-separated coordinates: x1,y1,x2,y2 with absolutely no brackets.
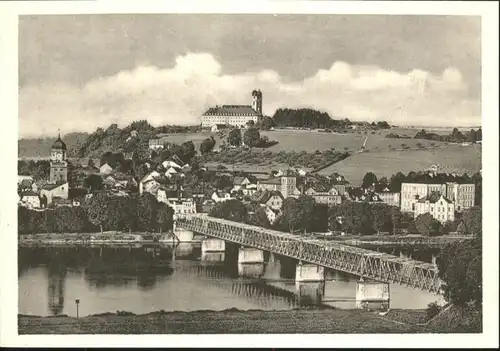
50,129,68,183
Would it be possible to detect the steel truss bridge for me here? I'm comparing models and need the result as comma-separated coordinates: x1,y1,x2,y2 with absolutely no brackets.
176,214,442,294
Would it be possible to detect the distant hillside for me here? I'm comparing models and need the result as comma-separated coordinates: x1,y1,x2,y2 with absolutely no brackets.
18,132,89,159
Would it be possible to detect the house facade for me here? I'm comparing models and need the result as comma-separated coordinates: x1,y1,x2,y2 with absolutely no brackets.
40,182,69,204
19,192,41,209
377,189,401,207
414,193,455,223
304,186,342,205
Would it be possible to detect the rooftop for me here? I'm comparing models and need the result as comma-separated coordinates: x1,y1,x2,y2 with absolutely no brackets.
41,182,67,191
203,105,260,116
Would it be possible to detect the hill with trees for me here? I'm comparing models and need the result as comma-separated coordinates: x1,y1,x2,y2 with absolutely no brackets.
272,108,352,130
18,132,89,159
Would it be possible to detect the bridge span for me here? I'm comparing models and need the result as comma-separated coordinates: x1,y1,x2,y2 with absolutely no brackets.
176,214,442,294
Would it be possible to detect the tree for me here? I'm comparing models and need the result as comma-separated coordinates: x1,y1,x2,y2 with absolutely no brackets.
84,174,103,192
311,203,329,232
280,195,315,234
370,204,391,235
437,239,481,308
83,192,109,231
136,193,160,232
199,137,216,154
462,206,482,236
362,172,378,189
54,206,87,233
390,206,402,235
249,207,272,229
415,213,441,236
180,141,196,162
209,199,249,223
258,116,275,130
228,128,242,147
389,172,406,192
243,128,261,148
157,204,174,233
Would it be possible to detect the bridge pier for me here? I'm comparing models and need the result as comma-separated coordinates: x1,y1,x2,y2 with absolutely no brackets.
296,281,325,305
238,263,265,278
201,251,225,263
174,229,195,242
295,261,325,282
201,238,225,253
355,279,390,311
238,247,265,264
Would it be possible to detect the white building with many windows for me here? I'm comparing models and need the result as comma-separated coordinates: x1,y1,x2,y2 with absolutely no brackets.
201,90,263,128
401,182,474,213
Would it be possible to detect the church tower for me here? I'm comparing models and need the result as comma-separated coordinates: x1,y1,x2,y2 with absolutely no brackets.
49,130,68,183
251,90,263,116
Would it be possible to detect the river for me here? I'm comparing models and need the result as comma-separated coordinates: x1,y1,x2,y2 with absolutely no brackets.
18,243,441,317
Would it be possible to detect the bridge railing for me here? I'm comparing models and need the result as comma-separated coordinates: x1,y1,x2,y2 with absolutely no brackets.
176,214,442,294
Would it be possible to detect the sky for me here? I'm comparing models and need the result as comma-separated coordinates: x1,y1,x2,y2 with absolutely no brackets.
19,14,481,138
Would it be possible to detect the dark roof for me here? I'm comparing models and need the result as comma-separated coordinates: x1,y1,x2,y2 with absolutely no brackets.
259,178,281,185
233,176,249,185
202,105,260,116
282,169,296,177
21,191,39,197
418,192,453,204
42,182,67,191
252,190,283,204
52,136,67,150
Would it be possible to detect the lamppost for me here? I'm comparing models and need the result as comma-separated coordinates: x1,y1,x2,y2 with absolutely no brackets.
75,299,80,319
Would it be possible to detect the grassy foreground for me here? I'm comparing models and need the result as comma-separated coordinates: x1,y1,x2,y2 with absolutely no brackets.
18,307,481,334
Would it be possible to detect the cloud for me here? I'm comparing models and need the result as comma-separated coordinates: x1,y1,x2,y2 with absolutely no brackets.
19,52,481,138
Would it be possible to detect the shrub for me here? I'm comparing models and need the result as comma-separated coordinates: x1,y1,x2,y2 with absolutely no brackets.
426,302,441,321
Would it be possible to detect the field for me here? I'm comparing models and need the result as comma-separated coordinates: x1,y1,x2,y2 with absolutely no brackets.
156,128,453,154
260,129,447,153
318,144,482,185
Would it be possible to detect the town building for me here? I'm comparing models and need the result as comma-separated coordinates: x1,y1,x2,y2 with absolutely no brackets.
257,170,300,199
304,185,342,205
19,191,41,209
157,189,197,220
211,191,233,203
149,138,164,151
401,182,475,213
139,171,162,195
252,190,284,211
262,206,281,225
201,90,263,128
414,193,455,223
377,188,401,207
40,182,69,205
162,160,182,170
49,133,68,184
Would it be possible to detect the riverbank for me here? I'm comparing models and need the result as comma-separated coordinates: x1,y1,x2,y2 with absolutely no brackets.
18,307,481,334
18,232,203,246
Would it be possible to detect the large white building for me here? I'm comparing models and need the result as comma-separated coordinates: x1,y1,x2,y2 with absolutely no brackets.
401,182,475,213
201,90,263,128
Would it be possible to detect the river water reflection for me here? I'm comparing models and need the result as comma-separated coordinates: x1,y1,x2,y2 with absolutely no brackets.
18,244,440,317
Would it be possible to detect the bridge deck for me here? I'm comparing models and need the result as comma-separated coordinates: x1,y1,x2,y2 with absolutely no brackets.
177,214,442,293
